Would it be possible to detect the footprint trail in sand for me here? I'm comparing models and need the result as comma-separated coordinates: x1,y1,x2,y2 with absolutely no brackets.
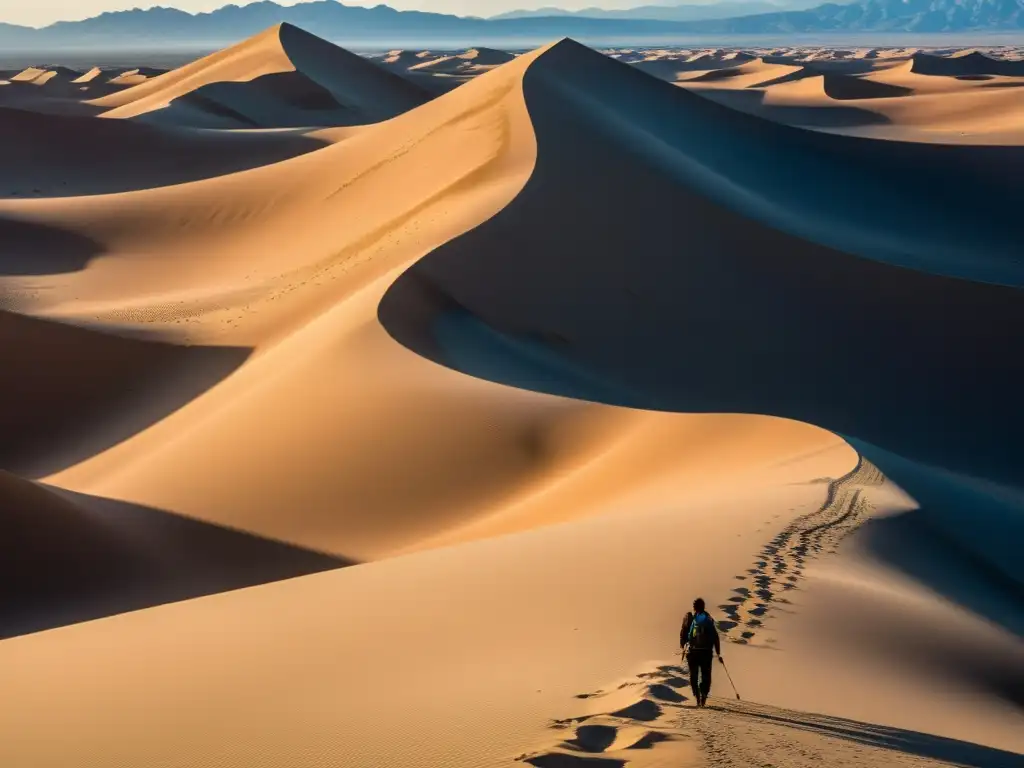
517,458,939,768
718,457,886,646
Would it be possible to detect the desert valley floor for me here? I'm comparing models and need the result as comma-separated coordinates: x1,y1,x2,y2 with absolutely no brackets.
1,24,1023,768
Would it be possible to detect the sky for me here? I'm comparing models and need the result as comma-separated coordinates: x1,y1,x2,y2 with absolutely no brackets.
0,0,673,27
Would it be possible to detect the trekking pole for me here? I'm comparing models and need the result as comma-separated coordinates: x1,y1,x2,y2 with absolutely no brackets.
719,657,741,701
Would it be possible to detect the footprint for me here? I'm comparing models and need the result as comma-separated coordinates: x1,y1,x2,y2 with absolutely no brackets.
521,753,625,767
646,684,685,703
610,699,662,722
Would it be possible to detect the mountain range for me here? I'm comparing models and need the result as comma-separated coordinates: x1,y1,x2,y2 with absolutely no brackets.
1,0,1022,49
490,1,823,22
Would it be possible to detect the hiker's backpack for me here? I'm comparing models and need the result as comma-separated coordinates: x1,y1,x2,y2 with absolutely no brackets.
688,611,714,650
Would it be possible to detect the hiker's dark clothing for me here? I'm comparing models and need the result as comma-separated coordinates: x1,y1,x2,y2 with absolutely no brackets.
687,648,713,701
680,610,721,702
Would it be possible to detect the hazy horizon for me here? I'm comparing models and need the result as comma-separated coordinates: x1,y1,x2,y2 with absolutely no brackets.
0,0,700,28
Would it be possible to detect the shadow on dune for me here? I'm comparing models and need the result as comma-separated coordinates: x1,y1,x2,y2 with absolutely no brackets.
726,703,1024,768
379,40,1024,595
693,87,891,128
0,82,113,116
821,74,912,100
0,311,251,477
0,215,101,273
856,511,1024,707
146,71,359,129
0,472,351,639
0,105,332,197
912,51,1024,78
853,440,1024,636
524,755,624,767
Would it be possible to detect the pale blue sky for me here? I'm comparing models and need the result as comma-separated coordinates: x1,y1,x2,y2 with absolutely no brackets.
0,0,667,27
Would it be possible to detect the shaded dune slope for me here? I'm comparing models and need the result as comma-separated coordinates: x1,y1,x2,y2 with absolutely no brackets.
0,106,331,197
911,50,1024,78
0,309,249,476
0,469,348,639
437,45,1022,286
379,40,1024,587
93,22,429,128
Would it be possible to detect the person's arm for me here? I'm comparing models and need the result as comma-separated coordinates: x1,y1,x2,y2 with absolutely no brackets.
712,618,722,657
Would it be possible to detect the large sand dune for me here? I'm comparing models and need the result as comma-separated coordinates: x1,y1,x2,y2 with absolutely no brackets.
92,22,429,128
0,29,1021,768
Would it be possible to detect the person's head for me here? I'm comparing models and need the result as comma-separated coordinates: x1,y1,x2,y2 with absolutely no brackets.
693,597,705,613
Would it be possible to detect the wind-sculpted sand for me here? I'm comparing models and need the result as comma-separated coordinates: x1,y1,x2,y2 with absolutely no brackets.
0,25,1021,768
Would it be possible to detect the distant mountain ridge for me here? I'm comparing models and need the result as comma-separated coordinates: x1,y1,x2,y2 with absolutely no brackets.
490,2,795,22
1,0,1023,49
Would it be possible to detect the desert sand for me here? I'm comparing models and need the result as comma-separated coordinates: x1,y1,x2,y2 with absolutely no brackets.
1,23,1022,768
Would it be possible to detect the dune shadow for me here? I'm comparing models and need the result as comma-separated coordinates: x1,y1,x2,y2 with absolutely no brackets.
822,74,912,100
0,105,332,198
0,480,353,640
0,310,251,477
148,71,370,129
694,87,892,127
0,82,111,117
855,510,1024,709
728,702,1024,768
855,467,1024,642
852,438,1024,602
523,754,624,767
0,215,101,274
565,724,618,753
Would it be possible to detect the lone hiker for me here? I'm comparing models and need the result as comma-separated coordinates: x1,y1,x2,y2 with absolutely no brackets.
680,597,721,708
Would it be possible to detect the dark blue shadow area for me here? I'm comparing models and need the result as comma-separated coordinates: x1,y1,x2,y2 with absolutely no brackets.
433,306,646,407
529,42,1024,286
0,310,253,477
0,478,353,640
0,215,101,274
850,439,1024,594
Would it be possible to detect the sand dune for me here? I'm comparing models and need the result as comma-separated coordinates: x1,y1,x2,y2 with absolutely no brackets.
0,65,129,109
379,49,437,68
681,58,806,88
10,66,78,84
107,67,168,86
0,30,1021,768
912,49,1024,77
1,44,844,564
409,47,516,74
72,66,103,83
93,22,429,128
